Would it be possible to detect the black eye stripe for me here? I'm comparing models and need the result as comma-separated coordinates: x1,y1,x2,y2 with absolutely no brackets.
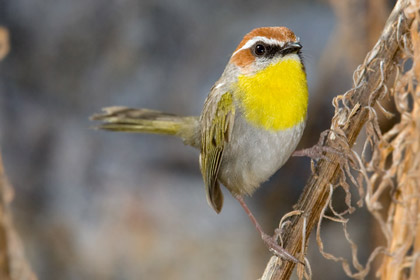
251,43,281,58
266,45,281,57
251,42,301,58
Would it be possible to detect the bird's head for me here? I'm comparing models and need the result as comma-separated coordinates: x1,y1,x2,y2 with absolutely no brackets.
230,27,303,75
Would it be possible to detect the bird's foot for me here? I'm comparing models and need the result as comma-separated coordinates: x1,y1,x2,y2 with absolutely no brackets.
292,130,347,163
261,233,303,264
292,144,343,162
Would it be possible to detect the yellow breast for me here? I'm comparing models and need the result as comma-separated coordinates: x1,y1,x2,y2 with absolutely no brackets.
235,57,308,131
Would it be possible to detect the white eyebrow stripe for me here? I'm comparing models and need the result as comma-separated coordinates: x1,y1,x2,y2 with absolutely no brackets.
231,36,286,57
214,82,224,89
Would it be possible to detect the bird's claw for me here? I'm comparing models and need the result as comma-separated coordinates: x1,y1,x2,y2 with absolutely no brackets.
261,233,303,265
292,144,346,164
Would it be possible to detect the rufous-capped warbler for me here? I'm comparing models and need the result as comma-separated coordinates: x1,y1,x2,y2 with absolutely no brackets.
92,27,308,263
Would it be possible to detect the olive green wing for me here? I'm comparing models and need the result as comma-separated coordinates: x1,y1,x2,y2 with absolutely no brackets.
200,91,235,213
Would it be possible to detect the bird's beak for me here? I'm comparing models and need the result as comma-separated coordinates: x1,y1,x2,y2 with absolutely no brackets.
283,42,302,52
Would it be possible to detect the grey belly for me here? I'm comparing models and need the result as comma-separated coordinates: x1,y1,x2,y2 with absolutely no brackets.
218,116,305,196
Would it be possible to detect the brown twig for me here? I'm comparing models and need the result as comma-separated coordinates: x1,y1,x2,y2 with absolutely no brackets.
378,6,420,279
261,0,415,279
0,153,37,280
0,30,37,279
0,26,10,61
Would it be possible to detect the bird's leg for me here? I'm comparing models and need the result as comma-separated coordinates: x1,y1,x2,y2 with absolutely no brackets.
234,195,301,264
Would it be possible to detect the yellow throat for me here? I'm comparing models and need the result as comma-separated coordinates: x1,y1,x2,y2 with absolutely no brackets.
236,57,308,131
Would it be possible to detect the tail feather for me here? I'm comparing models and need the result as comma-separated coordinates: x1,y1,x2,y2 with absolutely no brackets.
91,106,200,148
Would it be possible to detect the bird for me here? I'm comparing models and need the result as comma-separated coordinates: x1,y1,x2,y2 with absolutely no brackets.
92,26,308,263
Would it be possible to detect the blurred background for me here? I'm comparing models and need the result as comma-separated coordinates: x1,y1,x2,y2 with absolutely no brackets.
0,0,393,279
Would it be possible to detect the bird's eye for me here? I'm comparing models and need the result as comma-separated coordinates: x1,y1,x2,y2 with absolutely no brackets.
254,44,266,56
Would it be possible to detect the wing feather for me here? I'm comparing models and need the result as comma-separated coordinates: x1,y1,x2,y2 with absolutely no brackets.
200,90,235,213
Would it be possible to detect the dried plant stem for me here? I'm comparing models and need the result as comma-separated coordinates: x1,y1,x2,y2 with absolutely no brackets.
0,153,37,280
379,11,420,279
0,27,36,280
0,26,10,61
412,221,420,280
261,0,414,279
378,121,420,280
381,188,418,280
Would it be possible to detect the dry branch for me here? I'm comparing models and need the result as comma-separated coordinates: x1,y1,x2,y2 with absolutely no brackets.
0,154,37,280
261,0,416,279
0,26,10,61
0,28,37,280
376,6,420,279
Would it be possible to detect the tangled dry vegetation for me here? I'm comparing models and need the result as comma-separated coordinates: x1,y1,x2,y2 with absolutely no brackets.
262,0,420,279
